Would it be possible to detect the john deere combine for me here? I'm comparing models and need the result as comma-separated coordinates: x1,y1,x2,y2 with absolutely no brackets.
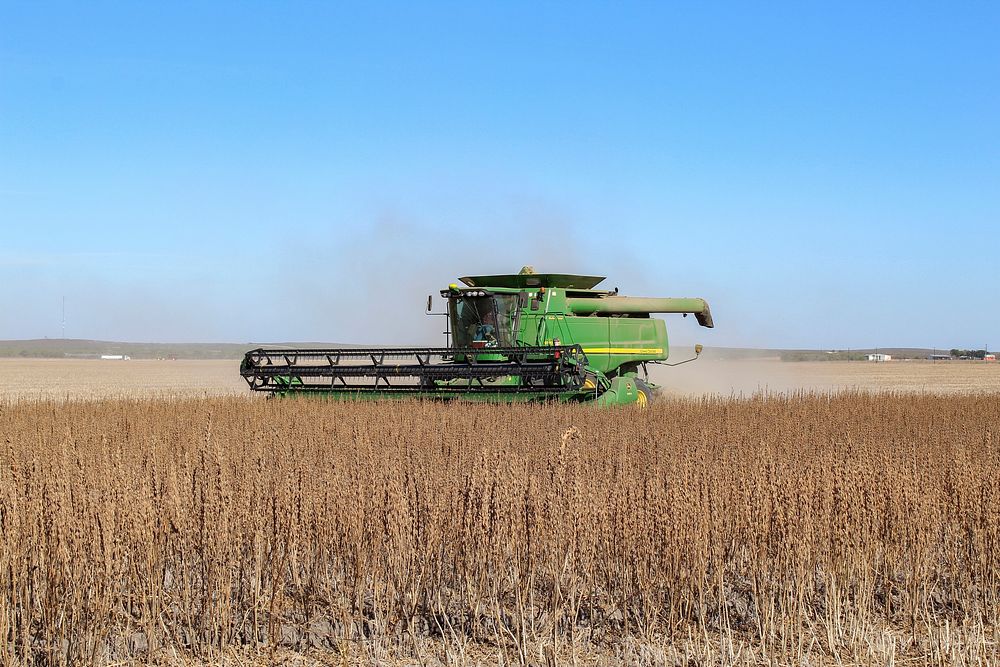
240,267,713,406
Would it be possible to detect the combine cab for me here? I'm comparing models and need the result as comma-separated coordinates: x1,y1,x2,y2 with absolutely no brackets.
240,267,713,406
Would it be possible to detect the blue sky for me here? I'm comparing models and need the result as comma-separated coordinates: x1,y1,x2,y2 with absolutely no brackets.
1,2,997,348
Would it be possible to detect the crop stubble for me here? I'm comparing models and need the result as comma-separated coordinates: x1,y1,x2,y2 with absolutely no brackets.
0,394,997,665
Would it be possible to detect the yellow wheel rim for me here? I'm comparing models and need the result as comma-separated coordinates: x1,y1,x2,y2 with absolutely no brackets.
636,390,648,408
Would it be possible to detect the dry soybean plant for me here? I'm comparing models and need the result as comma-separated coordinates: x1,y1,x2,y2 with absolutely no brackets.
0,392,997,666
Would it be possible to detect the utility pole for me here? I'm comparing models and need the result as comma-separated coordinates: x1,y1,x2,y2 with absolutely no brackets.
61,297,66,339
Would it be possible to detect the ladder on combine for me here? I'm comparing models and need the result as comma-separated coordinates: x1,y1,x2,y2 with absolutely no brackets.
239,345,589,394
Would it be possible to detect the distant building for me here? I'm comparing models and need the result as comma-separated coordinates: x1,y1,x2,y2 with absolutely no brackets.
928,354,951,360
986,354,997,362
867,353,892,362
100,354,131,360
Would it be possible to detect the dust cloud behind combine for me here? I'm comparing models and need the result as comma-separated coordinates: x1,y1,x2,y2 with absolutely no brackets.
266,213,657,347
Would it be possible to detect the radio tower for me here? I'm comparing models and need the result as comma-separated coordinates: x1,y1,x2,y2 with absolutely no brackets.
62,297,66,339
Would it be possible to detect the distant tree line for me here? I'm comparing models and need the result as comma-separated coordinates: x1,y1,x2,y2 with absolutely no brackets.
949,349,989,359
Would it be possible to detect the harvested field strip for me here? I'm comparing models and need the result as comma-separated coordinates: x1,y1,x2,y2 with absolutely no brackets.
0,394,997,665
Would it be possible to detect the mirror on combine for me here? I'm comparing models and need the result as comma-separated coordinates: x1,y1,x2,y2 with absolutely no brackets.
426,295,433,312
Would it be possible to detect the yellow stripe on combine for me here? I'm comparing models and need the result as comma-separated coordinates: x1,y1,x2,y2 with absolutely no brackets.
582,347,664,355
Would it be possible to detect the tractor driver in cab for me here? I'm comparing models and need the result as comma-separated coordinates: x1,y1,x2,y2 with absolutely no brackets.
454,295,501,348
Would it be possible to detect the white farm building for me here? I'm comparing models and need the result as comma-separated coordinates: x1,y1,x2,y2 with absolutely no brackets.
867,353,892,362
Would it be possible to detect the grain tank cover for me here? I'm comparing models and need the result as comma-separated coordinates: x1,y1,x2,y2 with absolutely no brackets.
459,273,606,289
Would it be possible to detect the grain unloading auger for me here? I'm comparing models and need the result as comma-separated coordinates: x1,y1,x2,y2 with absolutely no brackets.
240,267,713,406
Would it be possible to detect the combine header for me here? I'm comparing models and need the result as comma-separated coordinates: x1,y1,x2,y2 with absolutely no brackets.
240,267,713,406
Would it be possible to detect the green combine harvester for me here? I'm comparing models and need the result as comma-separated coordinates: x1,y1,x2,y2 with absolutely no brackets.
240,267,713,406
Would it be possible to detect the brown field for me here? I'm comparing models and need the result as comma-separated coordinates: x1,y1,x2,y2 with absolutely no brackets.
653,359,1000,396
0,359,246,402
1,358,999,402
1,393,997,666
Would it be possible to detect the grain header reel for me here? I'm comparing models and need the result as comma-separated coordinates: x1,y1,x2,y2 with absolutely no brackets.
240,267,713,406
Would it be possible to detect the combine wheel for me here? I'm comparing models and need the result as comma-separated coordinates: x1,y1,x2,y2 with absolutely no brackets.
635,379,653,408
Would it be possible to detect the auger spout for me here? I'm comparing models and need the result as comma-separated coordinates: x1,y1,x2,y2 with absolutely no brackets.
566,296,714,328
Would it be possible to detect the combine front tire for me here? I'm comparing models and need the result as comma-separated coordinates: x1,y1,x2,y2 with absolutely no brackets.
635,379,653,408
595,376,653,407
